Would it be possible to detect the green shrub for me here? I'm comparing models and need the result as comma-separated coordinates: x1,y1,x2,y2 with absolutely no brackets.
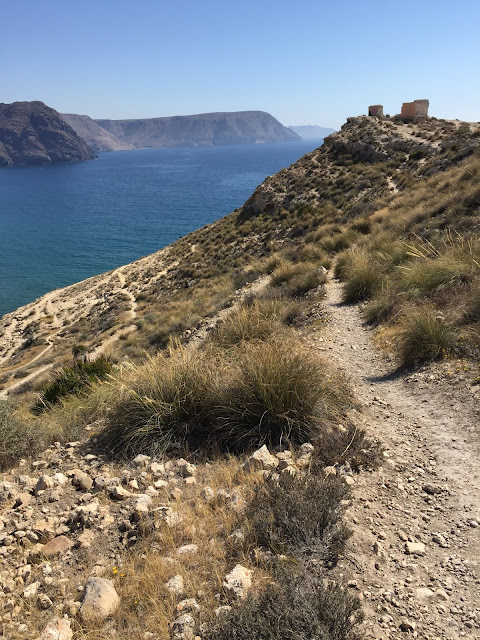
397,306,458,366
204,563,363,640
0,400,46,470
34,358,112,413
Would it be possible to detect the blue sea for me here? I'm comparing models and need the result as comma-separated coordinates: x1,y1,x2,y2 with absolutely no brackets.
0,140,322,317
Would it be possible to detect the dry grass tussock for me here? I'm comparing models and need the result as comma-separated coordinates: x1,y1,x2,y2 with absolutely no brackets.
334,154,480,365
97,333,352,459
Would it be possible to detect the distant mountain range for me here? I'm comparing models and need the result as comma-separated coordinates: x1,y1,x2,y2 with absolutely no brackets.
92,111,299,150
0,101,95,166
0,102,302,164
289,125,336,139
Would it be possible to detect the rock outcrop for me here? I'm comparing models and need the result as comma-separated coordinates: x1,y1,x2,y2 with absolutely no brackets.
95,111,300,148
0,101,95,166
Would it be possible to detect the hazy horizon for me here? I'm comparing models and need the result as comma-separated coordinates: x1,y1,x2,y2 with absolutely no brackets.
2,0,479,129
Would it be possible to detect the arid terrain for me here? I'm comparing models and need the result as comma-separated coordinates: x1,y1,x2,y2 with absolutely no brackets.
0,114,479,639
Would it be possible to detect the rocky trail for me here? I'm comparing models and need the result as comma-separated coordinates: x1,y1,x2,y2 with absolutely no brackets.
318,278,480,639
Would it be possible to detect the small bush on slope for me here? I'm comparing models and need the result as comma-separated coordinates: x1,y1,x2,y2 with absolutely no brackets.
204,562,362,640
0,400,46,470
244,473,350,562
33,357,112,413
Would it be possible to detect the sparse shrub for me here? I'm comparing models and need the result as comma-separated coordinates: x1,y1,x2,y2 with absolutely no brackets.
464,280,480,322
397,306,458,366
351,218,372,234
204,562,363,640
33,357,112,413
0,400,46,470
211,301,285,348
363,287,399,325
311,424,382,472
244,473,350,557
98,348,218,458
271,261,326,298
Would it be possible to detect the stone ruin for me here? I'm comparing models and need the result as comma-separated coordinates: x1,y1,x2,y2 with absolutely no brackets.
368,99,429,123
400,99,429,122
369,105,384,117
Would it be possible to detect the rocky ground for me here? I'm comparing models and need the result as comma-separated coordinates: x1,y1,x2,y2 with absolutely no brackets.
1,275,479,639
319,279,480,640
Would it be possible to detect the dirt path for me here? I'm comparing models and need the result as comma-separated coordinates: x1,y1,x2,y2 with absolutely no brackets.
318,278,480,639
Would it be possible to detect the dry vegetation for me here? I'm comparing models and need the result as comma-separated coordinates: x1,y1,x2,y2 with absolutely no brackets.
1,115,479,638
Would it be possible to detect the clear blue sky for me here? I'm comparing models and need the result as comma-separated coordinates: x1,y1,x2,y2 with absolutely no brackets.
2,0,479,128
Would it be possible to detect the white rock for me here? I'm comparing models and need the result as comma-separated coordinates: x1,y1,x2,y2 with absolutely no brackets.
35,617,73,640
53,473,68,486
176,459,196,477
133,454,151,467
24,581,40,598
200,486,215,504
223,564,252,599
133,494,153,518
415,587,434,600
150,462,165,476
171,613,195,640
242,445,278,473
79,577,120,622
111,486,131,500
166,574,184,597
405,541,426,556
177,598,200,613
177,544,198,555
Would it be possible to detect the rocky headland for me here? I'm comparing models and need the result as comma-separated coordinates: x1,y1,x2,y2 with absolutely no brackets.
0,102,95,166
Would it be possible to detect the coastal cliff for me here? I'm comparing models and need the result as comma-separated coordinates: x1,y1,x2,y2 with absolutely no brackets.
0,101,95,166
61,113,132,152
94,110,300,148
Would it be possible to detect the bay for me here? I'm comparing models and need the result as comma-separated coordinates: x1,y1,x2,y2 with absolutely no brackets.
0,139,322,317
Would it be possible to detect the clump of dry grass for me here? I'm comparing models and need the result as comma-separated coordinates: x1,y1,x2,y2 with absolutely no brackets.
97,335,352,459
397,306,459,366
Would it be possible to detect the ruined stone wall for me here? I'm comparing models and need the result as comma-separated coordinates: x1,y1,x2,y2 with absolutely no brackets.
369,105,383,117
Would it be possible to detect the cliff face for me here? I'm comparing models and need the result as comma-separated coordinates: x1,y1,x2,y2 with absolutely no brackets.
0,101,95,166
61,114,132,152
95,111,300,148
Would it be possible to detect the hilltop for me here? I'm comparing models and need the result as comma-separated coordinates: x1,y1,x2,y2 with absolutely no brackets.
0,101,95,166
94,111,300,148
0,113,479,640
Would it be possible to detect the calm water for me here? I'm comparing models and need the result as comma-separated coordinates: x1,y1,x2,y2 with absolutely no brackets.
0,140,322,317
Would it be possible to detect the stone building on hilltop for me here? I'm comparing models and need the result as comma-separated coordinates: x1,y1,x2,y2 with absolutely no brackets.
401,99,429,122
368,105,384,117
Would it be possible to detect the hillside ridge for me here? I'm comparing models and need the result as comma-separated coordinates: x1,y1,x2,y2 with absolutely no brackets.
94,110,300,148
0,101,95,166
